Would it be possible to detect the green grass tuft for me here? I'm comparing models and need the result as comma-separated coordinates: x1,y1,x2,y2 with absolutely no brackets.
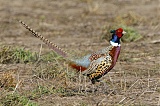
0,94,38,106
120,25,143,42
41,51,64,62
13,48,38,63
0,46,64,64
0,46,38,64
101,25,143,43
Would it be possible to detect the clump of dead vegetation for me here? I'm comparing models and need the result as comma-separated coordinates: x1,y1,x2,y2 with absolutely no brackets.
114,11,147,26
0,70,16,90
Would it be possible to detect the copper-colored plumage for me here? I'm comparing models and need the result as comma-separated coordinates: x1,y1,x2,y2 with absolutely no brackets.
102,46,121,75
70,63,87,72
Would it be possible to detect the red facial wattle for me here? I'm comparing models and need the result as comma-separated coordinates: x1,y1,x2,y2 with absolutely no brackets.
116,28,123,38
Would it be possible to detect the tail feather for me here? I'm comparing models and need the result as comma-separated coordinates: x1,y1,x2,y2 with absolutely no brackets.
19,20,68,58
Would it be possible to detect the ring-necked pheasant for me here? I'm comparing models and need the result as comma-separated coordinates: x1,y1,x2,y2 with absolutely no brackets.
19,20,126,84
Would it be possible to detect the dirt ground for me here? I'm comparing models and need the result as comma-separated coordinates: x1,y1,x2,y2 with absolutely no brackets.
0,0,160,106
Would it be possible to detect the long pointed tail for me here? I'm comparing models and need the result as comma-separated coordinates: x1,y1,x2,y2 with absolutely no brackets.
18,20,68,58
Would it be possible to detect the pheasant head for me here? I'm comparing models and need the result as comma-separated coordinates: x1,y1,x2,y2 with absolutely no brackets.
110,28,126,46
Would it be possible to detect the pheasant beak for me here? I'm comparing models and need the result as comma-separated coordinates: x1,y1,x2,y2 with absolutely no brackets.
122,31,126,34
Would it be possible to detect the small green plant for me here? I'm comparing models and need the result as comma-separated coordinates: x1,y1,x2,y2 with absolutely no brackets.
0,45,68,64
120,25,143,42
28,85,73,99
13,48,38,63
0,46,38,64
29,85,52,99
80,102,88,106
101,12,144,42
41,51,64,62
0,94,38,106
101,25,142,43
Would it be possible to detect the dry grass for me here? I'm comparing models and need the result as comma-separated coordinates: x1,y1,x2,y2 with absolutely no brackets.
0,70,16,89
0,0,159,105
114,11,147,26
0,45,159,106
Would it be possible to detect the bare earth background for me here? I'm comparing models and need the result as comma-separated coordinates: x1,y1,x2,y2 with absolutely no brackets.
0,0,160,106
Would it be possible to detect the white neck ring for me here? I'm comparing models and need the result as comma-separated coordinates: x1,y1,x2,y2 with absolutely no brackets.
110,41,121,46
